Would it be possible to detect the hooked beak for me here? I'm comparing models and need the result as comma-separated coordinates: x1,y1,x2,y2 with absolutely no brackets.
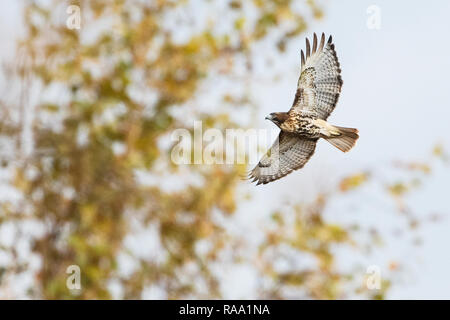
265,114,274,121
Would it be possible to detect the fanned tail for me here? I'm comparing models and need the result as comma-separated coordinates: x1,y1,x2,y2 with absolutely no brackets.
325,126,359,152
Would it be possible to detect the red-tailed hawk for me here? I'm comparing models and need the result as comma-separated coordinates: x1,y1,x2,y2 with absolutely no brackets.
248,33,359,185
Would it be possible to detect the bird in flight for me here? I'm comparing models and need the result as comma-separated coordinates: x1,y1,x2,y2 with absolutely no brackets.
248,33,359,185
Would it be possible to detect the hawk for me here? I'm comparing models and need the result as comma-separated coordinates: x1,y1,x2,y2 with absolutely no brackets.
248,33,359,185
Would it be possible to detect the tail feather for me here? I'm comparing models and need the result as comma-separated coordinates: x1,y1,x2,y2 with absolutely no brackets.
325,126,359,152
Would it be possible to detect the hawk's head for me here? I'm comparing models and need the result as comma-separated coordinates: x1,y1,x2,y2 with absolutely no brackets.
265,112,288,127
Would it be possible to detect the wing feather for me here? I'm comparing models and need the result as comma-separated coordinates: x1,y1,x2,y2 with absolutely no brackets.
301,50,305,69
290,33,343,120
305,38,311,58
248,132,317,185
312,33,317,54
319,32,325,51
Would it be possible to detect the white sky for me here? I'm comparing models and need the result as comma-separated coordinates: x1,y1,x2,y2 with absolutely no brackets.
1,0,450,299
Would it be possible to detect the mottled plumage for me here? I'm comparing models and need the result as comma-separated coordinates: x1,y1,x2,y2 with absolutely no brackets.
248,33,359,185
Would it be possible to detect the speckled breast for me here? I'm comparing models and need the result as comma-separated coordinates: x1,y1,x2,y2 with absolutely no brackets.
281,113,322,138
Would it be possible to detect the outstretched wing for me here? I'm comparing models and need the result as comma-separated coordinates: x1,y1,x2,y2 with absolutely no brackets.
248,132,317,185
290,33,343,120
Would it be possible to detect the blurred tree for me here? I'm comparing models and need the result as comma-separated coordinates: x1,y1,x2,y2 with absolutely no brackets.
0,0,442,299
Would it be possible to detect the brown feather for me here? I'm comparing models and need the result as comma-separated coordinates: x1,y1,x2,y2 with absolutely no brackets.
319,32,325,51
301,50,305,68
305,38,310,58
312,33,317,53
